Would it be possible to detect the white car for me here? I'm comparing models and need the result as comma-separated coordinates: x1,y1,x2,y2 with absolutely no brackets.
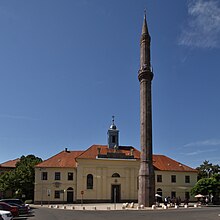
0,210,13,220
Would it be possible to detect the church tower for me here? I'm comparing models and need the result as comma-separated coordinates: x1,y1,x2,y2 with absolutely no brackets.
107,116,119,149
138,12,155,207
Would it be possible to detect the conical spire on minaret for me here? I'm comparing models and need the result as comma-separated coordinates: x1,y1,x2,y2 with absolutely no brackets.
142,10,150,36
138,9,153,81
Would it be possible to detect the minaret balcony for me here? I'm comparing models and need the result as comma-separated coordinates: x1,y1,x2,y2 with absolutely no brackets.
138,69,153,82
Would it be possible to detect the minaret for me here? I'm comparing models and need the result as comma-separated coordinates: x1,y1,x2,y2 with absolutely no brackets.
138,12,155,207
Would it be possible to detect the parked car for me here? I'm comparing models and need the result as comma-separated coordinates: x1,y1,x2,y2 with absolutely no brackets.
0,199,29,215
0,199,29,208
0,202,19,217
0,210,13,220
8,203,29,215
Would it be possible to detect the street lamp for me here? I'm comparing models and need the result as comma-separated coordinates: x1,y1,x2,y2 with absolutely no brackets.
40,168,43,206
47,189,51,206
39,168,45,206
62,189,66,205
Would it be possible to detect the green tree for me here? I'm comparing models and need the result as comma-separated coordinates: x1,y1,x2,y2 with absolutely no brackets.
0,155,42,200
196,160,220,179
191,174,220,204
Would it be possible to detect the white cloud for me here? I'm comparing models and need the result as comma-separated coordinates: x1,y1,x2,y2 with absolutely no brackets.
184,139,220,147
184,149,217,156
178,0,220,48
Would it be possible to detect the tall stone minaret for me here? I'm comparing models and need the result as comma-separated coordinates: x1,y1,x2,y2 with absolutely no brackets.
138,12,155,207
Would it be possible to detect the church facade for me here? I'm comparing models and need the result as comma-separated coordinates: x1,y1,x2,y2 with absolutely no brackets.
34,120,197,204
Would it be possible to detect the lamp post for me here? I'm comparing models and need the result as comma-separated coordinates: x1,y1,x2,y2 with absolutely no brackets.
39,168,43,206
62,189,66,205
81,191,84,206
47,189,51,206
39,168,45,206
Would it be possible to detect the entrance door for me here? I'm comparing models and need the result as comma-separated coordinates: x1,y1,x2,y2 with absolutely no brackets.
111,185,121,203
67,191,74,203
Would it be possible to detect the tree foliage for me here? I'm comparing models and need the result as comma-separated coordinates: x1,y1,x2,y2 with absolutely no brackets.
0,155,42,200
192,160,220,204
196,160,220,179
191,174,220,196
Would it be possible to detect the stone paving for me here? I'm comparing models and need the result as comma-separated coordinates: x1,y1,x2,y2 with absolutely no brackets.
32,202,203,211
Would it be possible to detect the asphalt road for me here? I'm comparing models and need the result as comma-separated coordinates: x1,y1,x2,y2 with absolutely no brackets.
23,206,220,220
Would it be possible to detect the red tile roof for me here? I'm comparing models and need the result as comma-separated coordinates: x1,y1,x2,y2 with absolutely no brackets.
34,145,197,172
35,150,83,168
76,145,140,160
0,158,20,168
153,155,197,172
76,145,197,172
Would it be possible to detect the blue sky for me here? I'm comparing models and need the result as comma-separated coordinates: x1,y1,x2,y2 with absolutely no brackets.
0,0,219,168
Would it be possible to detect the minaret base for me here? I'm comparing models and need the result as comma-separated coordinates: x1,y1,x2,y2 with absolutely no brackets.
138,163,155,207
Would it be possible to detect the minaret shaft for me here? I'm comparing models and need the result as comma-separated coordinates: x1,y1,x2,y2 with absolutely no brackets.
138,13,155,207
140,39,151,69
140,79,153,162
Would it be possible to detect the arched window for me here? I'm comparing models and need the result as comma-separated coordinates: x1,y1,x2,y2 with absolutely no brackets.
112,173,120,178
87,174,93,189
156,188,162,197
156,188,163,202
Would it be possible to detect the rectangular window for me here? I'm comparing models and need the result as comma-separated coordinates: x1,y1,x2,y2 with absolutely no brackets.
112,136,116,143
185,175,190,183
171,175,176,183
42,172,48,180
55,172,61,180
54,190,60,199
68,172,73,181
171,191,176,199
157,175,162,182
185,192,190,200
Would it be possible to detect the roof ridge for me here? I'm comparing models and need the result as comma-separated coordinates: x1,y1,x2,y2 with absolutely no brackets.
0,158,20,164
35,150,83,167
0,158,20,167
35,150,65,167
75,144,107,159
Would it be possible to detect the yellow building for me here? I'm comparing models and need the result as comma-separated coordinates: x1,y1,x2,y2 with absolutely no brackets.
34,121,197,204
